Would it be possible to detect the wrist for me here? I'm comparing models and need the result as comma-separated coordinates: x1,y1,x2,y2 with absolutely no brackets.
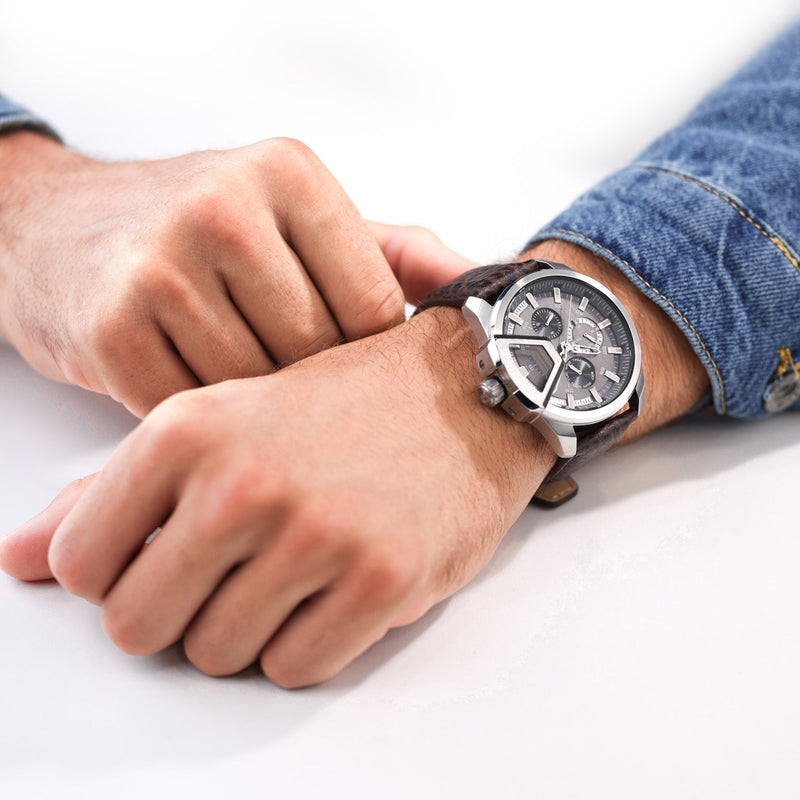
0,131,86,344
406,304,556,509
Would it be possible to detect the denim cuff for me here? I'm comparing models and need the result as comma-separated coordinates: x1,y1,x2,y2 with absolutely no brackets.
0,95,61,142
528,165,800,419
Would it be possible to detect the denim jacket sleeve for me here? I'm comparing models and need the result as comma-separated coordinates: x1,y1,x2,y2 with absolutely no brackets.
0,93,60,140
528,22,800,419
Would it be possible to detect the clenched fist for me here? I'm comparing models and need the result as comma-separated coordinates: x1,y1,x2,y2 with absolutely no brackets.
0,131,405,416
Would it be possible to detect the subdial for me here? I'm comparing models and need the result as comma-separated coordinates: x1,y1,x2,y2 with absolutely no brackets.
565,356,596,389
530,307,563,340
567,317,603,355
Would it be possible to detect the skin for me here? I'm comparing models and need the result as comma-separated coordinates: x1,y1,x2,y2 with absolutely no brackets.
0,227,709,686
0,131,408,417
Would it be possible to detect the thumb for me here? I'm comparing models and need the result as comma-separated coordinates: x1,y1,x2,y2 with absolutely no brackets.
0,475,96,582
369,222,477,305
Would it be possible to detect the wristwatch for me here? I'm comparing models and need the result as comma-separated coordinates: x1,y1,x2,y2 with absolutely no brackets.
416,259,644,505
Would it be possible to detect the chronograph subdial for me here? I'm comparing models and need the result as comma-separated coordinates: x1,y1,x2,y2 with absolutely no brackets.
565,357,596,389
566,317,603,356
530,307,563,340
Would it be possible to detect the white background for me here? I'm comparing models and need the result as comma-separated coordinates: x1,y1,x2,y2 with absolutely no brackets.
1,1,799,797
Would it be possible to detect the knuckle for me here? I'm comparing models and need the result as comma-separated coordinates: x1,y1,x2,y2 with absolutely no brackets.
183,631,241,677
260,650,312,690
353,277,405,334
287,513,352,563
352,544,421,606
47,479,104,600
261,136,317,170
101,604,153,656
259,137,322,194
129,257,194,308
198,467,276,543
187,460,293,557
406,224,439,243
136,390,215,459
179,182,249,251
48,537,93,599
84,308,138,364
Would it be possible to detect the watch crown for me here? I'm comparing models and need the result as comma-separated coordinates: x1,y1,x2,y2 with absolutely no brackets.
477,378,507,407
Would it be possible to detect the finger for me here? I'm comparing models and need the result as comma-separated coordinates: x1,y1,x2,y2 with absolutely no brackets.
368,221,477,305
182,539,341,676
157,269,276,383
99,488,265,656
220,233,345,365
47,425,184,604
99,327,200,418
0,475,96,582
259,555,417,689
269,143,405,340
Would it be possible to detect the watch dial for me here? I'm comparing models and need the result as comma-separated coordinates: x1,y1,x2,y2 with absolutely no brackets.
498,274,636,412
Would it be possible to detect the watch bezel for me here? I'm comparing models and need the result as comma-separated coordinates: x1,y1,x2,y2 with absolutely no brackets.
489,267,643,427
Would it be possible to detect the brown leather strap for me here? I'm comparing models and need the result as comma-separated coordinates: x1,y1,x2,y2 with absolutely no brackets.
531,476,578,507
414,259,559,313
546,391,641,482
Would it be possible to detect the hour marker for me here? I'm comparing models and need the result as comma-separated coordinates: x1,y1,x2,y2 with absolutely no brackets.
525,292,538,309
578,296,588,312
567,392,576,409
590,387,602,403
509,311,525,325
604,371,620,383
553,287,561,304
607,346,623,354
598,318,611,330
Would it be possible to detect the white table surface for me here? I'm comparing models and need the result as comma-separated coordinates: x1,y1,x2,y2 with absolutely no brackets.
1,2,798,797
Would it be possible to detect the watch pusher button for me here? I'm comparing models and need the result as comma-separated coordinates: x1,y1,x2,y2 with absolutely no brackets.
478,378,507,407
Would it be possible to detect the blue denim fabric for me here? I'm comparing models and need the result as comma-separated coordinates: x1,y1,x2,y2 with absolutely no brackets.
0,93,60,140
529,22,800,419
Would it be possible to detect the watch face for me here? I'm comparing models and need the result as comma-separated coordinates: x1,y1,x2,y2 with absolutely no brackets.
492,269,640,423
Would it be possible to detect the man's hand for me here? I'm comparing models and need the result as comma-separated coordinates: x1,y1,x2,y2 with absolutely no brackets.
0,307,553,687
0,239,709,687
0,131,406,417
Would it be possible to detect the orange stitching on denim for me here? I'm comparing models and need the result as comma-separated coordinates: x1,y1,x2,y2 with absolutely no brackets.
542,227,727,412
774,347,798,379
641,166,800,276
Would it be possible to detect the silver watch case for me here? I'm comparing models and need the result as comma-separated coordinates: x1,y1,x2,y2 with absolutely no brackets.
462,267,645,459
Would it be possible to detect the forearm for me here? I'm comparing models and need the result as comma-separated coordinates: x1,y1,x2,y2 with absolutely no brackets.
0,94,64,343
0,130,80,346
